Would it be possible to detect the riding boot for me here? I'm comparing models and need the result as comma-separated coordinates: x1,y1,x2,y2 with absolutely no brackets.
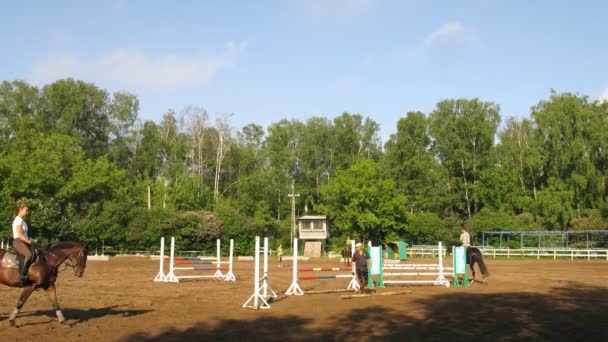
20,258,31,282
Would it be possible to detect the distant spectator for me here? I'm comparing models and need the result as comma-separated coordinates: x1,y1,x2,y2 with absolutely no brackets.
277,244,283,267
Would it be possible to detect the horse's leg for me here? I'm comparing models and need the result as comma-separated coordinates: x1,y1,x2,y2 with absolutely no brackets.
469,259,476,281
45,285,65,324
8,285,35,327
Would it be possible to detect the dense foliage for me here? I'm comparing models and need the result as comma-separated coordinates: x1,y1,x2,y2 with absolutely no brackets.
1,79,606,251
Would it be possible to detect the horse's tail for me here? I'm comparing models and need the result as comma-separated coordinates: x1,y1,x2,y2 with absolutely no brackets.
476,251,490,278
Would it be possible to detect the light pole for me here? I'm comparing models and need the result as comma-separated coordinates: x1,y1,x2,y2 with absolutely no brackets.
288,180,299,250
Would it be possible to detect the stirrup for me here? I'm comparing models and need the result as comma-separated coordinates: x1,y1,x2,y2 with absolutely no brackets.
20,274,30,283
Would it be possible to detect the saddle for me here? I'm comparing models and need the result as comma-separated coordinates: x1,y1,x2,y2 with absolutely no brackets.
0,245,43,270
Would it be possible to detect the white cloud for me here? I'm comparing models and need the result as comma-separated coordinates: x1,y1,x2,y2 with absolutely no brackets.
424,21,478,48
599,88,608,103
29,41,247,89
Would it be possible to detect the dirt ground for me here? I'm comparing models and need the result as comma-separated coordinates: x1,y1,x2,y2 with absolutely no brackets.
1,255,607,342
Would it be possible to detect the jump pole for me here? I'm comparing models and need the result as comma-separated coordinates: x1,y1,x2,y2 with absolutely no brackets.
347,240,360,291
261,237,277,300
285,238,304,295
243,236,271,309
224,239,236,281
153,237,167,282
213,239,223,280
340,290,412,299
165,237,178,282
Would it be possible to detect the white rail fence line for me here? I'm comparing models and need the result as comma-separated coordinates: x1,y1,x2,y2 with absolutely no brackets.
475,248,608,260
406,247,608,260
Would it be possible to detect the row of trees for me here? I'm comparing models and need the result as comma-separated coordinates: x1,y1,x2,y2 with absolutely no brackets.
0,79,606,252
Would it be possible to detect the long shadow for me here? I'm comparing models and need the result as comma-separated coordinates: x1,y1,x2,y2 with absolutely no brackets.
0,305,153,327
126,282,608,342
127,315,314,342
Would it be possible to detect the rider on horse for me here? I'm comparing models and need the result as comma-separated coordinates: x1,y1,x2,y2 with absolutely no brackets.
11,204,36,283
459,224,471,247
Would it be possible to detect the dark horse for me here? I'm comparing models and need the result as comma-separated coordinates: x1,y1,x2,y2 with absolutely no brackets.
446,244,490,282
341,240,353,266
0,241,88,327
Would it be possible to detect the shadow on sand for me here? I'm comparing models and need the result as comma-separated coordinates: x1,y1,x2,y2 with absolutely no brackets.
0,305,153,327
126,282,608,342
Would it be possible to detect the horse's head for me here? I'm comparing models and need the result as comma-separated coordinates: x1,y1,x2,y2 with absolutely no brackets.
72,243,89,277
49,242,89,277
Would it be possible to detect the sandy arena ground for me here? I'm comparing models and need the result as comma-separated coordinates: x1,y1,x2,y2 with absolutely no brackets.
1,255,607,341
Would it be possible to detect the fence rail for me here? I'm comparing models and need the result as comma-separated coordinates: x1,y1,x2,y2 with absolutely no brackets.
406,246,608,260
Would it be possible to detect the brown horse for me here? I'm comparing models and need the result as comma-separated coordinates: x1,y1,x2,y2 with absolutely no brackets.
0,241,88,327
341,240,353,266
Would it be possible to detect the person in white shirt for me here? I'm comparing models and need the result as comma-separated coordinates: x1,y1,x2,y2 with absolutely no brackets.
459,225,471,247
12,205,34,282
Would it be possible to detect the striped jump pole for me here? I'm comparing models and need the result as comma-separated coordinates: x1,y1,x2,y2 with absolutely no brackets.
299,267,353,272
286,238,358,295
243,236,271,309
174,267,230,271
340,290,412,299
153,237,167,282
299,274,355,280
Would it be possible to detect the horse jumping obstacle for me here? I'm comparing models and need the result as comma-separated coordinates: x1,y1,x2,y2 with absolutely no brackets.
243,236,276,310
153,237,236,283
369,242,462,288
285,238,359,296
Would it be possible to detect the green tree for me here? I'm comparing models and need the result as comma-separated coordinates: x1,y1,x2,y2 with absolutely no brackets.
429,99,501,217
384,112,444,212
319,159,408,244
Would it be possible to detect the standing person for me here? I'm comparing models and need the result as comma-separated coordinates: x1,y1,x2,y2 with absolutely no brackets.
460,224,471,247
351,242,370,293
12,204,35,282
277,244,283,267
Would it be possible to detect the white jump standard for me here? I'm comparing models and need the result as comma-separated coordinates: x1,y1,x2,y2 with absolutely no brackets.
154,237,236,283
243,236,276,310
285,238,359,296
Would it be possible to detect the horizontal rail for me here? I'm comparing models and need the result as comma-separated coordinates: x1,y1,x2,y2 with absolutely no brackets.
406,247,608,260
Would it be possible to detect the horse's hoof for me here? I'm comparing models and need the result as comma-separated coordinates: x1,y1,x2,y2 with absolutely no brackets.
9,320,15,327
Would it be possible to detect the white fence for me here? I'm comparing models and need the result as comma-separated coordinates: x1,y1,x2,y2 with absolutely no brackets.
407,246,608,260
475,247,608,260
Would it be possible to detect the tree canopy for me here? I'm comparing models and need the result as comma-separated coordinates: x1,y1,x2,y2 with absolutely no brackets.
1,79,606,251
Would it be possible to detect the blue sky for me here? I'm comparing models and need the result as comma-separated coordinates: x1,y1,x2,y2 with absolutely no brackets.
2,0,607,142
